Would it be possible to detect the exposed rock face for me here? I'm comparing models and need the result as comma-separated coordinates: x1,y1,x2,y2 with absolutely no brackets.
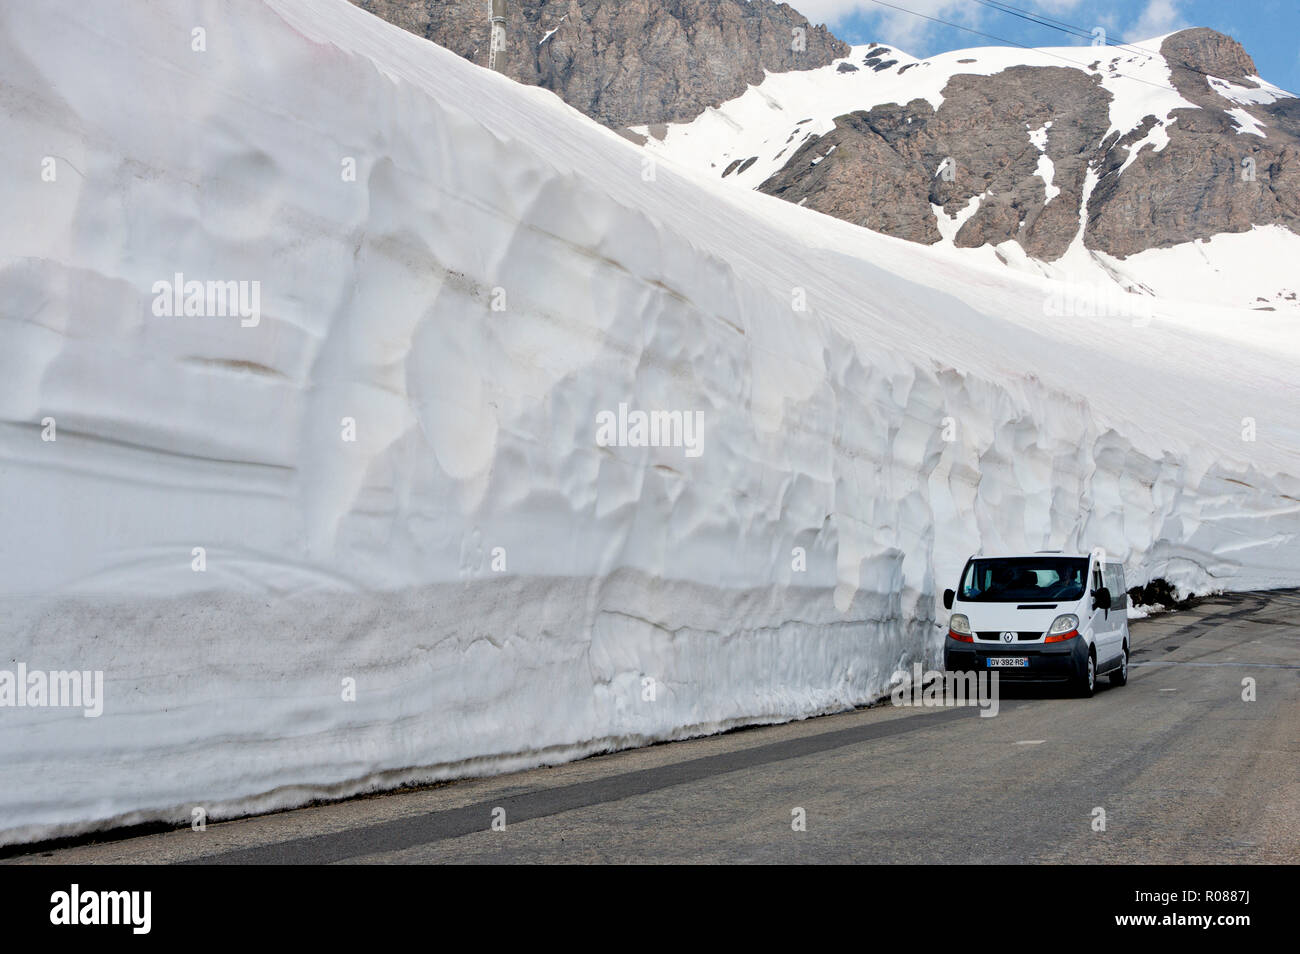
761,102,942,244
1087,30,1300,257
759,29,1299,261
1161,27,1258,84
350,0,848,127
761,66,1111,258
353,9,1296,261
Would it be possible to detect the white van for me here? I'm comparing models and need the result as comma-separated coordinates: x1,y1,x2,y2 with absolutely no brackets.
942,551,1130,696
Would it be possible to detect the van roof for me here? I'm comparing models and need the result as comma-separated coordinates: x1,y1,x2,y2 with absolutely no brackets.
971,551,1096,560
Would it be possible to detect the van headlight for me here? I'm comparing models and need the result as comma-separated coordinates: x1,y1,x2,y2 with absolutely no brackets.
1044,614,1080,642
948,613,974,644
1048,614,1079,634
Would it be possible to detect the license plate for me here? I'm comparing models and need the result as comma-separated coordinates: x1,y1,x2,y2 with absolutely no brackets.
987,657,1029,668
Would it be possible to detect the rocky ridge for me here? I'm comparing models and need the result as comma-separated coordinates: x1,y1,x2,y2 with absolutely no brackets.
350,0,848,128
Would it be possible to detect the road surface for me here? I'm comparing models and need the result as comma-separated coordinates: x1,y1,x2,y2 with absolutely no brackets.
11,590,1299,864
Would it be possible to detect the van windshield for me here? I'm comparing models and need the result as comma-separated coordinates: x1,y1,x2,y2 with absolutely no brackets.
959,557,1088,602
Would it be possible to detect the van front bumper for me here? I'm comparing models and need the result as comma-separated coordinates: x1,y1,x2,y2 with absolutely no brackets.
943,635,1089,683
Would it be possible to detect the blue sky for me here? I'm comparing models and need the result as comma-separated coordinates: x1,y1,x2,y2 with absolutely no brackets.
793,0,1300,95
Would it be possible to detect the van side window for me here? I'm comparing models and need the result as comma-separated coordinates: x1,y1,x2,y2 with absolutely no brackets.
1104,564,1128,608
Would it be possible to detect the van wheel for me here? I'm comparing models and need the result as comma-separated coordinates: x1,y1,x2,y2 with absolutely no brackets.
1075,651,1096,698
1110,645,1129,687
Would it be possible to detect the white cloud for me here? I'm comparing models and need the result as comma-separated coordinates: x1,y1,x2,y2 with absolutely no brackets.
793,0,1088,28
785,1,873,26
792,0,1091,51
1129,0,1188,41
1015,0,1088,11
792,0,974,50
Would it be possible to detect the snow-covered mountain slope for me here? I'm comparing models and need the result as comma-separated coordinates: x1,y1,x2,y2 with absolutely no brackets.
633,37,1300,312
2,0,1299,845
633,39,1200,193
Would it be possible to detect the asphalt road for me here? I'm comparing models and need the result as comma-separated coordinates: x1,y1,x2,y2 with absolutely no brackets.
12,590,1300,864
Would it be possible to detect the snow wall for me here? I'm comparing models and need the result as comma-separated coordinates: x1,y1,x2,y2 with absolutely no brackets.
1,0,1298,844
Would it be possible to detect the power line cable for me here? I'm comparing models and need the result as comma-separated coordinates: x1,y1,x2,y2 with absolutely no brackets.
970,0,1098,42
859,0,1175,92
968,0,1300,97
860,0,1300,99
970,0,1148,54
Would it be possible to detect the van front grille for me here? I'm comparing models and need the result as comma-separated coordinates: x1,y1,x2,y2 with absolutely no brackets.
976,631,1041,641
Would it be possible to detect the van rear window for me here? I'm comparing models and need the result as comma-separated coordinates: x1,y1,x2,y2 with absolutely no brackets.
960,557,1089,602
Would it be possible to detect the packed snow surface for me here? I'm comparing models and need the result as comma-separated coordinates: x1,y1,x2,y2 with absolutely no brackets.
2,0,1299,845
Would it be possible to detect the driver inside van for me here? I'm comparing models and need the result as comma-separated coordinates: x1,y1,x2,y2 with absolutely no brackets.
1011,568,1037,591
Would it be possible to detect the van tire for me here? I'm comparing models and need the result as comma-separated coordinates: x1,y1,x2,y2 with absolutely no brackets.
1110,645,1129,687
1075,650,1096,698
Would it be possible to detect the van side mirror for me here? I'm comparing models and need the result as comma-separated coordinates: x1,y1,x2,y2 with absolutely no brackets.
1094,586,1112,611
943,589,954,610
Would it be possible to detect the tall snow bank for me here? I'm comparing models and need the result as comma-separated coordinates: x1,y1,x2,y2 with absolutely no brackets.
1,0,1298,845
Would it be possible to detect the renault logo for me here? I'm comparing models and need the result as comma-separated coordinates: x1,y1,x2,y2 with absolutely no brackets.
1001,632,1015,642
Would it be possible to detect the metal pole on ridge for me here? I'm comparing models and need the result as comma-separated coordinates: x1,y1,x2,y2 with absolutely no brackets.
488,0,508,73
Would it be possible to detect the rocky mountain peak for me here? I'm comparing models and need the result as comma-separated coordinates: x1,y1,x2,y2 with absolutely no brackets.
749,32,1298,267
1160,28,1258,82
350,0,848,127
354,2,1298,296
